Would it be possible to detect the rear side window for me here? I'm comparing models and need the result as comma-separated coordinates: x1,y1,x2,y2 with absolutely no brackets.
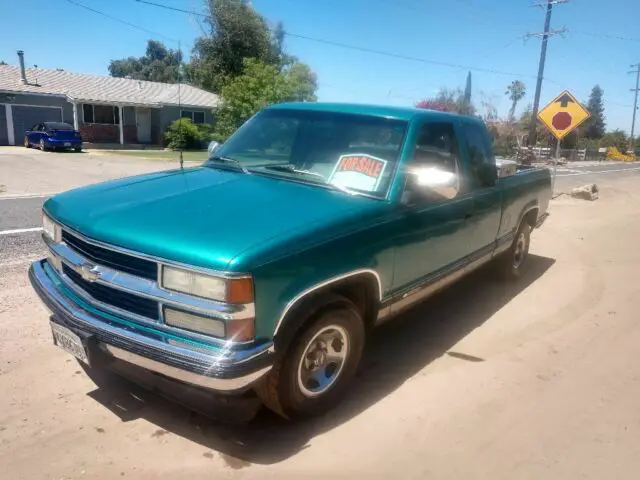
463,122,496,189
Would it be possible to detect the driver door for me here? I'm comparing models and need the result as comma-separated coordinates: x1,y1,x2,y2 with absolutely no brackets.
391,120,476,297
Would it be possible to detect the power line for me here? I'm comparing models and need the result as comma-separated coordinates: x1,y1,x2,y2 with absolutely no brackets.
70,0,633,116
74,0,543,81
572,31,640,44
64,0,181,43
285,31,540,80
134,0,207,17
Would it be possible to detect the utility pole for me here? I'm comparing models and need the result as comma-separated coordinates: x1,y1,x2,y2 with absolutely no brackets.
629,63,640,152
526,0,568,163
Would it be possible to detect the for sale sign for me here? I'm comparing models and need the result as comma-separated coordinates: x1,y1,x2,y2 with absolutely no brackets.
328,154,388,193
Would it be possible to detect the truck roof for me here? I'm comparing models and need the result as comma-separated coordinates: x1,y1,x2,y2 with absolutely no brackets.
268,102,483,125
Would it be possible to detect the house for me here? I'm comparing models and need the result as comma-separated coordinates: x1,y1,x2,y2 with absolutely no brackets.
0,51,219,146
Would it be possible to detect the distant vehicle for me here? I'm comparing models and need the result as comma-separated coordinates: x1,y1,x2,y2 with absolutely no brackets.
24,122,83,152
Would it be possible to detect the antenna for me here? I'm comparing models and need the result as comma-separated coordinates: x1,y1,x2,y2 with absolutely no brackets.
178,40,184,169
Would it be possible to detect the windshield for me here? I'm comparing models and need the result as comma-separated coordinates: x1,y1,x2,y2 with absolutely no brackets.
44,122,74,131
210,109,407,197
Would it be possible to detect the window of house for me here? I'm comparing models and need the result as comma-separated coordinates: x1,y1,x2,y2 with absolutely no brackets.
181,110,206,124
83,104,120,125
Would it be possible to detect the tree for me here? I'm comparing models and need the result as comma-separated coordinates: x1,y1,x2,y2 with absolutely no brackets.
462,71,472,113
583,85,606,140
214,58,317,140
506,80,526,122
600,129,628,151
415,86,476,116
0,60,7,66
187,0,276,92
109,40,183,83
415,99,450,112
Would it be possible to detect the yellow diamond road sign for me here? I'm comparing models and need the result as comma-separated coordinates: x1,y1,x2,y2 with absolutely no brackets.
537,90,591,140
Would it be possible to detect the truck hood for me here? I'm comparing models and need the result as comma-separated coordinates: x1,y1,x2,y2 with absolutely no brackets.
45,166,383,272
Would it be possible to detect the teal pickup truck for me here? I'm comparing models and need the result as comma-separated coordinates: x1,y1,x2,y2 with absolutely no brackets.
30,103,550,420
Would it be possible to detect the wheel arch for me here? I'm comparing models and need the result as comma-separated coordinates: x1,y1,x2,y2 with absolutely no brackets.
272,269,382,353
521,205,539,229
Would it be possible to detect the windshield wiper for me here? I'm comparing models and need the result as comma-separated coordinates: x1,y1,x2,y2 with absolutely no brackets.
262,164,357,195
207,155,250,174
264,164,326,180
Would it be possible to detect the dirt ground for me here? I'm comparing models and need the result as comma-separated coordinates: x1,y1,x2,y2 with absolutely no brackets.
2,172,640,479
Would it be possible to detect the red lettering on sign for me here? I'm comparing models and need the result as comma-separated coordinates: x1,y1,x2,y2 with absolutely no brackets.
335,154,386,180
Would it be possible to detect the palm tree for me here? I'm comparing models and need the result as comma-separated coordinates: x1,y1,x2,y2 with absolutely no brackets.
506,80,526,122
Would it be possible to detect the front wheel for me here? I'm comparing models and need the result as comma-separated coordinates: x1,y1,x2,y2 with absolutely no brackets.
256,294,365,420
39,139,48,151
24,137,30,148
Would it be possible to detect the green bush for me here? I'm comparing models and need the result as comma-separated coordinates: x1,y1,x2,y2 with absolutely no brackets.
164,118,214,150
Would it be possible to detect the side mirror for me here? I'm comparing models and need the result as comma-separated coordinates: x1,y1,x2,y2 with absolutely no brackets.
207,141,220,156
404,167,459,202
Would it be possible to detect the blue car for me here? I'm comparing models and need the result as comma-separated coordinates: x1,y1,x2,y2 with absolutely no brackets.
24,122,83,152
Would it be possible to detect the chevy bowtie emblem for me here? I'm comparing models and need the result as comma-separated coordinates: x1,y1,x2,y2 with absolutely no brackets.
79,263,101,282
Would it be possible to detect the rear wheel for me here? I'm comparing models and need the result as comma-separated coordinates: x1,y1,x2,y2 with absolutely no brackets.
39,139,48,151
497,221,531,280
74,147,82,153
256,294,365,420
24,137,30,148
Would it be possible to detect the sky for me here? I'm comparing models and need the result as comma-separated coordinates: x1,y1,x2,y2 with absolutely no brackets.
1,0,638,133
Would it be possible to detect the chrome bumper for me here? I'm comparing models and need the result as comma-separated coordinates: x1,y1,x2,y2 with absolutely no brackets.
29,260,274,393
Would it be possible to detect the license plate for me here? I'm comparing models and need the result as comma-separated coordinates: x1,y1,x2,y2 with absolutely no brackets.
64,142,71,147
51,322,89,364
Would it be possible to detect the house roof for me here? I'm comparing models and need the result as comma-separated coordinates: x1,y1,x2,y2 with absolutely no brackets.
0,65,219,108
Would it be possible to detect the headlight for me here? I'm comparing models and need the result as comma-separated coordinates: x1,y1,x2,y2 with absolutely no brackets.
161,265,254,304
42,213,61,243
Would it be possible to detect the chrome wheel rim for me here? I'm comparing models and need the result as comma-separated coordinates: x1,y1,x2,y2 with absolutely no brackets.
40,139,44,149
297,325,349,398
513,232,527,269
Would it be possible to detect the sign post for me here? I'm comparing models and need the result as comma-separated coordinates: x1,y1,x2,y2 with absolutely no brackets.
537,90,591,194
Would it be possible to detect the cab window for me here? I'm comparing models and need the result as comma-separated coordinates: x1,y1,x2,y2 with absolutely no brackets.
463,122,496,190
406,121,461,200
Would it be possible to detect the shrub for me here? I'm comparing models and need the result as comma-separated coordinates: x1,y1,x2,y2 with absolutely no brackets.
164,118,214,150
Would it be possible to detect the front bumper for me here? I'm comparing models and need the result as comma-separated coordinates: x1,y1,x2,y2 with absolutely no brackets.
29,260,274,393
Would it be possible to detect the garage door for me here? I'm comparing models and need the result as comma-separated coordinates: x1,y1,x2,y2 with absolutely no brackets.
0,106,7,145
12,106,62,146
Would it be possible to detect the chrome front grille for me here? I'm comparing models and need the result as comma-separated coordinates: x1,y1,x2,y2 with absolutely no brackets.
62,264,159,320
61,230,158,281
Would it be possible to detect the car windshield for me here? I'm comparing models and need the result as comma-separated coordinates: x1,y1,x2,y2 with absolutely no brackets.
209,109,407,197
44,122,74,131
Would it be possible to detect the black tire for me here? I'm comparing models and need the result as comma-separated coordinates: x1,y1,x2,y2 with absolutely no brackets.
24,137,30,148
497,221,531,280
74,147,82,153
256,293,365,420
39,139,48,151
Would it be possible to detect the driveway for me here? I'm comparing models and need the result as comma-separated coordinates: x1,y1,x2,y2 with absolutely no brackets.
0,146,201,198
